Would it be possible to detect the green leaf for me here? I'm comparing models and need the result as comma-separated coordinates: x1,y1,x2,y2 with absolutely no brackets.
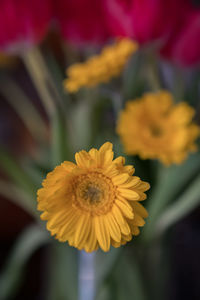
70,100,93,151
0,147,38,197
0,225,49,300
95,249,146,300
48,242,78,300
156,174,200,235
51,109,72,166
114,254,146,300
95,247,121,292
142,152,200,242
0,75,47,144
0,180,37,217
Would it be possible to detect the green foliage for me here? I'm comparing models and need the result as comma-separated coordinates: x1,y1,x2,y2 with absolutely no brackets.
0,225,49,300
47,243,78,300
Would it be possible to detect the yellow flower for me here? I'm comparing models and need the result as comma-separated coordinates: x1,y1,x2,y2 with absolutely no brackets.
37,142,149,252
64,38,138,93
117,91,200,165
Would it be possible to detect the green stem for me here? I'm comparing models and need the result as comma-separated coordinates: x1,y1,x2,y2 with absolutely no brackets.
0,180,37,217
144,52,162,92
0,147,37,197
21,46,58,118
0,76,47,143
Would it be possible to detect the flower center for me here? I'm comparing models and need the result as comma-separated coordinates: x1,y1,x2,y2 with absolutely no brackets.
150,125,163,137
83,185,103,204
71,172,116,216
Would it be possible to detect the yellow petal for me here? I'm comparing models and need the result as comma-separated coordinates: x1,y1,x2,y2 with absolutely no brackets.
112,173,129,185
116,199,134,219
118,188,140,200
85,219,98,252
75,151,90,168
105,213,121,243
112,205,130,235
120,176,140,188
74,214,90,247
94,216,110,252
131,202,148,218
131,214,145,227
99,142,113,154
58,210,80,240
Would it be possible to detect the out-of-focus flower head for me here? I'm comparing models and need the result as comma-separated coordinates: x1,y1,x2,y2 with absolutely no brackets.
54,0,110,46
117,91,200,165
103,0,189,44
0,0,52,53
64,38,138,93
103,0,200,66
161,9,200,66
37,142,150,252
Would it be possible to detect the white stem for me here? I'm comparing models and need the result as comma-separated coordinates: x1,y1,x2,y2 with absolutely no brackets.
79,251,95,300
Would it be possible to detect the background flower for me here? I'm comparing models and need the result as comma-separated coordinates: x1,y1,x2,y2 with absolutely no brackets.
64,39,138,93
161,9,200,66
0,0,52,53
54,0,110,46
117,91,200,165
103,0,200,66
103,0,189,44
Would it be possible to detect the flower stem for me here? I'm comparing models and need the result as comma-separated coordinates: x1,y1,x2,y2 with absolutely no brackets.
145,52,162,92
79,251,95,300
0,76,47,143
21,46,59,118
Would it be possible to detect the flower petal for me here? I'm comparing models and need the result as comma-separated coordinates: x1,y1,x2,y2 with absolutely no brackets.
116,199,134,219
112,205,130,235
105,212,121,243
112,173,129,185
94,216,110,252
118,188,140,200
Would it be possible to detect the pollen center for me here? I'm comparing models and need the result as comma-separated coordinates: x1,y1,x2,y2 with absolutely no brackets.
150,125,163,137
83,185,103,204
71,172,116,215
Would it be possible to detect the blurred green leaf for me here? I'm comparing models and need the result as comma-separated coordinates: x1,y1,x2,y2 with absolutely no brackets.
51,109,72,166
48,243,78,300
70,100,93,151
122,51,145,100
96,249,146,300
142,152,200,242
0,147,38,197
114,253,146,300
95,282,113,300
0,225,49,300
95,247,121,292
45,51,70,108
0,75,47,144
156,174,200,235
0,180,37,217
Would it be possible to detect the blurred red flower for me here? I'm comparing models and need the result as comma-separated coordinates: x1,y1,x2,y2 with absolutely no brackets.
54,0,110,46
103,0,200,66
103,0,189,44
0,0,52,53
161,10,200,66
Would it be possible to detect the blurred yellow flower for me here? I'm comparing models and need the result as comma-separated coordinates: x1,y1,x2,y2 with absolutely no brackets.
64,38,138,93
37,142,149,252
117,91,200,165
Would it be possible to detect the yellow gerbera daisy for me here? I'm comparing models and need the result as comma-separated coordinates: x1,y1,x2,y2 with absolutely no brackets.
64,38,138,93
117,91,200,165
37,142,149,252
